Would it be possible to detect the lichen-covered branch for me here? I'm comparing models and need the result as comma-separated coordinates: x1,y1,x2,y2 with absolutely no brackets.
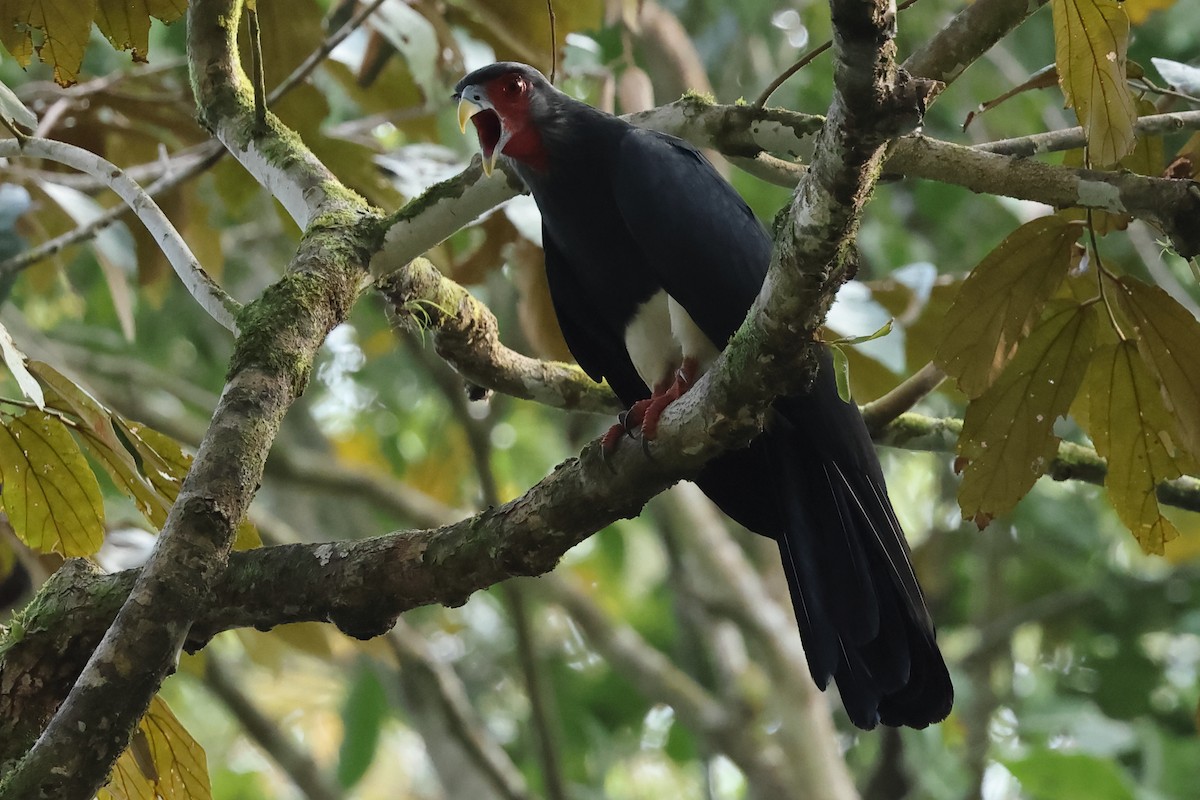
379,258,621,415
877,413,1200,513
889,136,1200,258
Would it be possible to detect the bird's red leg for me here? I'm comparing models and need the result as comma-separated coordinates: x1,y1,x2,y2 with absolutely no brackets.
640,357,699,442
601,374,676,456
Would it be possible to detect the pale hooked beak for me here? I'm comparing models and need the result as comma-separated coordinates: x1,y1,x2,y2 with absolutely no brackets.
455,93,506,177
457,97,481,134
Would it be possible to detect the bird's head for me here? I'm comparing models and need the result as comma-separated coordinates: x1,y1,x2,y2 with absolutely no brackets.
453,62,553,175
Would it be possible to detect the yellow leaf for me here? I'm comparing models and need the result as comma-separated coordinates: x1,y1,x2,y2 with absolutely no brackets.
0,409,104,556
958,301,1100,520
1084,341,1182,554
1124,0,1178,24
95,0,185,62
101,694,211,800
1112,277,1200,473
0,0,98,86
936,216,1083,398
28,361,172,529
1052,0,1138,166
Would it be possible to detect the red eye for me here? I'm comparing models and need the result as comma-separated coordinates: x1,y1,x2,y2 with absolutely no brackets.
504,77,524,94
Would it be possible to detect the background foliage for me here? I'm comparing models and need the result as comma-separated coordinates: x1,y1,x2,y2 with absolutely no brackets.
1,0,1199,798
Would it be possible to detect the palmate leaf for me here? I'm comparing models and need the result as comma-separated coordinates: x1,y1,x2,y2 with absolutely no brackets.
100,695,211,800
0,0,184,86
957,301,1100,522
1084,341,1182,555
1112,277,1200,474
0,408,104,556
0,0,98,86
1051,0,1138,166
936,216,1083,398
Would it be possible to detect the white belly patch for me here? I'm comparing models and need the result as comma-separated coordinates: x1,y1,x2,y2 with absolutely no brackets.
624,290,720,390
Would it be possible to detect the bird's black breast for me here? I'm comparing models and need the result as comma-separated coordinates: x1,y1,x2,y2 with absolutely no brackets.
520,133,663,327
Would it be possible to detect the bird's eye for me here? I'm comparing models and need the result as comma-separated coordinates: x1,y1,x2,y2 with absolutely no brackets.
504,77,524,94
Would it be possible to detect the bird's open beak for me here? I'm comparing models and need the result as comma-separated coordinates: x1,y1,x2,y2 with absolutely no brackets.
457,97,481,134
456,93,505,177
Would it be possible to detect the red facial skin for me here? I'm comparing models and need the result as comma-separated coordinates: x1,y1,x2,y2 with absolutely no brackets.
471,73,548,172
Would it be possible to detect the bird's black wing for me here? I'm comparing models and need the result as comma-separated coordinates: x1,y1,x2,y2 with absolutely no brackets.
611,128,770,346
541,225,649,404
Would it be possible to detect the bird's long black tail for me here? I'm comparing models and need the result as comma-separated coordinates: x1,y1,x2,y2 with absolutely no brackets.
694,349,953,729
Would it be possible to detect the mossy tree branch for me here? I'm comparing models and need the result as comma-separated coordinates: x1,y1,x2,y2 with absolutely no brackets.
0,0,379,795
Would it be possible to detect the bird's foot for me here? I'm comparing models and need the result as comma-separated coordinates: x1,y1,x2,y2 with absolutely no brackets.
601,358,699,461
640,358,699,441
600,398,654,464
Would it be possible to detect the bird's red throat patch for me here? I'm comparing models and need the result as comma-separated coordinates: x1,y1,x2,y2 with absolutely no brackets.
476,76,548,171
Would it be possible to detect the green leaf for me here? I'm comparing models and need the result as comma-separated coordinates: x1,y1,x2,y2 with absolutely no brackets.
1112,277,1200,473
1004,751,1135,800
101,695,212,800
828,318,893,347
0,409,104,555
936,216,1083,398
1052,0,1138,166
830,345,852,402
958,301,1099,521
1083,341,1182,554
337,662,389,789
0,322,44,409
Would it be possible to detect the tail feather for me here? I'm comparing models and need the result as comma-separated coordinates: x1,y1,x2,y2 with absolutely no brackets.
693,348,953,730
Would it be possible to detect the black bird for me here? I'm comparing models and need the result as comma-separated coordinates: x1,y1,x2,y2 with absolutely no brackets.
453,62,952,729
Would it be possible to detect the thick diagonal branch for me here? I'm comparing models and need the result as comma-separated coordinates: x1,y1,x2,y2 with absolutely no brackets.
0,1,376,796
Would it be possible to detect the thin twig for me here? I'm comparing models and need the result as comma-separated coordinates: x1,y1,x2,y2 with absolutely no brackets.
0,142,225,279
1,0,387,280
754,0,923,107
247,8,268,132
860,361,946,434
0,138,240,332
546,0,558,83
753,41,831,108
267,0,389,105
